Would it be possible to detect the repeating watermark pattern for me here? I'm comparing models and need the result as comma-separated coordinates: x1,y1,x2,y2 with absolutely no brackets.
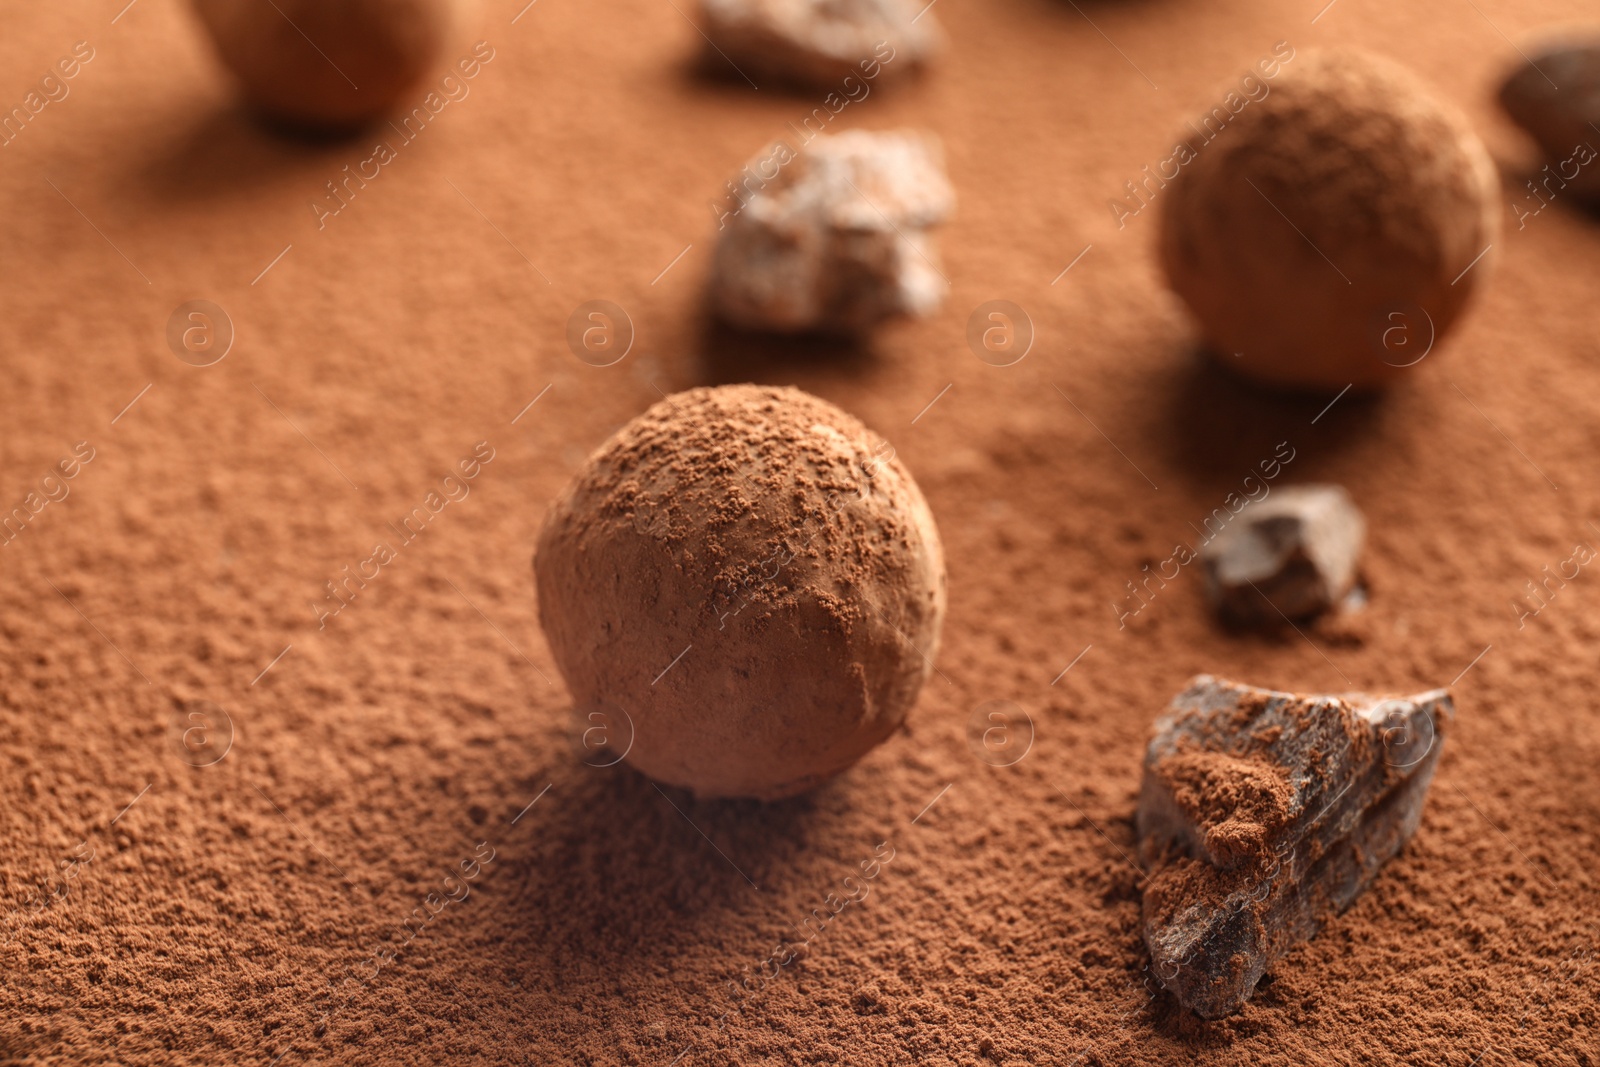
566,300,634,367
0,40,95,149
166,300,234,367
1512,141,1598,230
311,441,497,629
0,441,97,549
571,703,635,768
967,300,1034,367
709,41,899,230
1,783,149,948
1494,935,1599,1062
170,701,234,768
0,839,93,946
1114,441,1296,628
1372,699,1439,770
8,3,1592,1062
966,700,1035,767
1108,41,1296,229
308,42,497,231
1368,302,1434,368
1510,534,1596,630
262,838,499,1062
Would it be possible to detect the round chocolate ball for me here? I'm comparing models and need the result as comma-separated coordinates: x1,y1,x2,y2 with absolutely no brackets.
1159,48,1499,391
535,385,946,800
191,0,458,131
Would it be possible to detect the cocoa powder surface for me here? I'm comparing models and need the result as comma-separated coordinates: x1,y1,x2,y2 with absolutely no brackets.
1,1,1598,1065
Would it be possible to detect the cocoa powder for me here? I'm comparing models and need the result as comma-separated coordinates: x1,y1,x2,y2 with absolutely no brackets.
0,1,1596,1064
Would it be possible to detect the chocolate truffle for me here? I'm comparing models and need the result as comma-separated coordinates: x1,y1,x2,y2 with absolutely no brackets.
190,0,458,131
535,385,946,800
1159,48,1499,391
1498,30,1600,200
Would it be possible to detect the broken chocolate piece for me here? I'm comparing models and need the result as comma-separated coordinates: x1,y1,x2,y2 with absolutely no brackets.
710,129,953,334
1498,34,1600,200
699,0,938,90
1137,675,1451,1018
1201,484,1364,624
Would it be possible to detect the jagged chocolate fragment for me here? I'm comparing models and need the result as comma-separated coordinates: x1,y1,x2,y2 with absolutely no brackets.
710,129,953,335
699,0,938,90
1137,675,1451,1018
1200,485,1364,625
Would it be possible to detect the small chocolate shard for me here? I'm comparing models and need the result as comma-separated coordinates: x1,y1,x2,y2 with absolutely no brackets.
1137,675,1451,1018
1200,484,1364,624
710,130,953,335
699,0,939,90
1498,33,1600,199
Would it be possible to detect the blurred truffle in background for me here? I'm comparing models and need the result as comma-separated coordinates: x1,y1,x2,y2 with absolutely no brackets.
1498,30,1600,200
190,0,462,131
1159,48,1500,392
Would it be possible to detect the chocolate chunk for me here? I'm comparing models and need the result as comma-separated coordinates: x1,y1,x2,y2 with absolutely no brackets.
699,0,938,90
1200,485,1364,624
710,130,953,335
1498,35,1600,199
1137,675,1452,1018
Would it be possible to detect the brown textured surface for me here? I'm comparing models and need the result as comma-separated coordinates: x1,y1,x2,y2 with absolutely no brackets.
1159,47,1501,390
1,0,1598,1065
534,384,946,799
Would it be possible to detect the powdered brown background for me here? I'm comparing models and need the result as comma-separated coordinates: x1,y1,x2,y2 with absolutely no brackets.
0,0,1596,1064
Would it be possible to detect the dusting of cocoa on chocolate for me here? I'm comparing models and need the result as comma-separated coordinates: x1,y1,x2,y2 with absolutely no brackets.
535,384,946,799
1137,676,1452,1018
1151,751,1292,868
1159,47,1499,390
5,4,1600,1062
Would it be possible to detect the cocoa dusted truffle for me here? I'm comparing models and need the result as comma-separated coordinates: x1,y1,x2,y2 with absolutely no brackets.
1159,48,1499,391
190,0,459,131
534,385,947,800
